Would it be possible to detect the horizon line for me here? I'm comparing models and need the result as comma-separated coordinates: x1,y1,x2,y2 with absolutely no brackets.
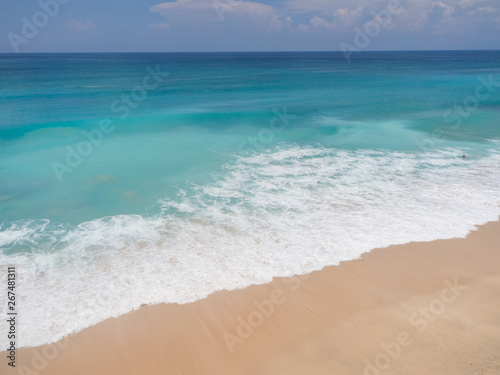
1,49,500,55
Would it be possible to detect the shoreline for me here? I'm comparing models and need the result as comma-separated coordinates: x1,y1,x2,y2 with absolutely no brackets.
4,218,500,374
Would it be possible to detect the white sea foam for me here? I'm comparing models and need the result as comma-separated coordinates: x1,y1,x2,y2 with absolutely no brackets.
1,145,500,348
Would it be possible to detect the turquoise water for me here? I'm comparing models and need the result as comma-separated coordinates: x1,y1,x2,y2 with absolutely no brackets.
2,51,499,224
1,51,500,347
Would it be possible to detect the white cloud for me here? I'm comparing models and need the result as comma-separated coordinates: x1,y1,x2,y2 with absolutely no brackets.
151,0,282,30
234,2,283,30
430,2,456,17
286,0,500,36
468,5,498,15
410,1,455,29
146,0,500,45
297,23,309,32
306,4,364,31
334,5,364,24
309,16,335,29
67,20,98,31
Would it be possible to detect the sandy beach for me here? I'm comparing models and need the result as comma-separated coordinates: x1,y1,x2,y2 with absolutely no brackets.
4,218,500,375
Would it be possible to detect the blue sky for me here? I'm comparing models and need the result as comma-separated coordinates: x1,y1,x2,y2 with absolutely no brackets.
0,0,499,52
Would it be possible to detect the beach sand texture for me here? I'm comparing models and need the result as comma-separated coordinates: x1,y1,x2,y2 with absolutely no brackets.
4,219,500,375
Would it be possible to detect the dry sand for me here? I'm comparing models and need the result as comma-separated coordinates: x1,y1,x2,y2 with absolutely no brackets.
4,219,500,375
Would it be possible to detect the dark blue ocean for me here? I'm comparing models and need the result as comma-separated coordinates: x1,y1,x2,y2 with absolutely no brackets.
1,51,499,347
